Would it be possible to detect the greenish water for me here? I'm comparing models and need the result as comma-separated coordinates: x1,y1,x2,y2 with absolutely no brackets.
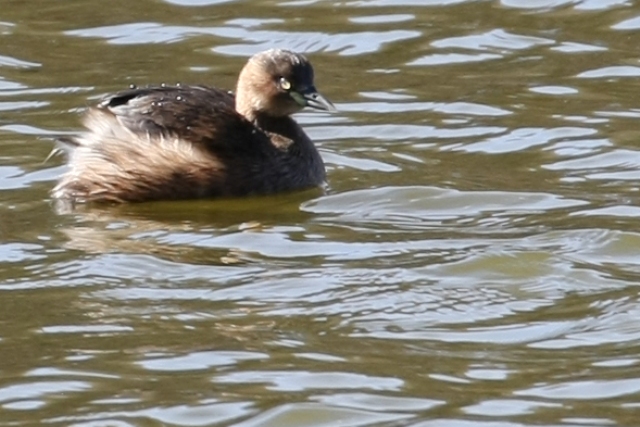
2,1,640,426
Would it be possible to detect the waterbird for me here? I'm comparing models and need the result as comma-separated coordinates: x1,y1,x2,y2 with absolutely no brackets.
51,48,335,205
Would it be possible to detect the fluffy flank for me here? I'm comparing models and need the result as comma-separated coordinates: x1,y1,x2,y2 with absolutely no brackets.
52,109,225,203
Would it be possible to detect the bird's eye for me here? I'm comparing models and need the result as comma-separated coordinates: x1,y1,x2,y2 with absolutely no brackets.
279,77,291,91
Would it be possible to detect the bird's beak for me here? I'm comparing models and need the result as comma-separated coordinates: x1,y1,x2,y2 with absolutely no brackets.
292,86,336,112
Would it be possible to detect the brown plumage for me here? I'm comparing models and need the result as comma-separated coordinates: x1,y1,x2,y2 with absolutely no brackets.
51,49,335,204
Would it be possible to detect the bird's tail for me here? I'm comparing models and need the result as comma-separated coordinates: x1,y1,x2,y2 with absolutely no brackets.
43,136,79,164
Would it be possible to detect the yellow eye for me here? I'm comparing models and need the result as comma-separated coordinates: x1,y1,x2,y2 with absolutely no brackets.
279,77,291,91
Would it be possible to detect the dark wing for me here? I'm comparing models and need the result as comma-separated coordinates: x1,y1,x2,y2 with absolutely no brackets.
96,85,257,148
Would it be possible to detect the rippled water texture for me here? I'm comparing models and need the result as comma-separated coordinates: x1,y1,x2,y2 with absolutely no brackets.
2,0,640,426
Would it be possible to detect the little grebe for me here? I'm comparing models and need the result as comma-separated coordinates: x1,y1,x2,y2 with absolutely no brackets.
51,48,334,204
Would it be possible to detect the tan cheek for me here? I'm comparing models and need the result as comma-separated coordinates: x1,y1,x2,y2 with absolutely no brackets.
251,94,265,111
259,82,281,109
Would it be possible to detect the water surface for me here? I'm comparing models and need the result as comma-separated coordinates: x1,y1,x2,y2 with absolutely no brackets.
2,1,640,426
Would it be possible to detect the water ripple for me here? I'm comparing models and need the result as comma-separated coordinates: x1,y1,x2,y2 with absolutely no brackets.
65,22,421,56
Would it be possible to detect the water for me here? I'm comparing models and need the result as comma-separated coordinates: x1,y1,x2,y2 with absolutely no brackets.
2,0,640,425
